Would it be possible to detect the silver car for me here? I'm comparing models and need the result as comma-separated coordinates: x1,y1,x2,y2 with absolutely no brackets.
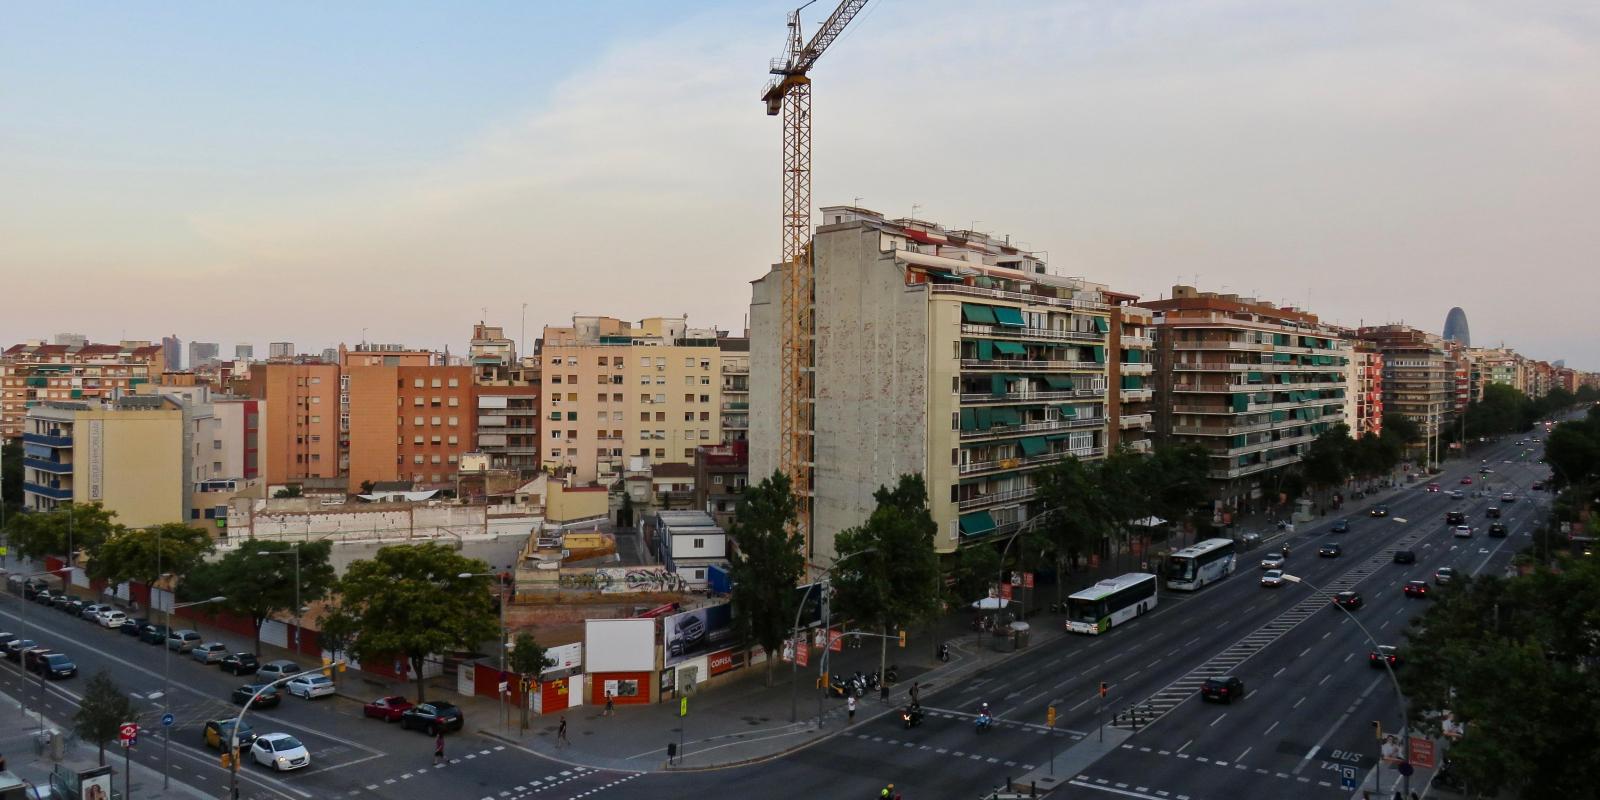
192,643,230,664
1259,552,1286,569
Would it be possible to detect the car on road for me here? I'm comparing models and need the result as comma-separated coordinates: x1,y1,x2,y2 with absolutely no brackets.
1489,522,1508,538
1478,466,1492,475
1531,481,1545,491
1330,519,1350,533
220,653,260,675
1392,550,1416,564
1259,552,1286,569
1460,476,1473,485
1318,542,1342,558
5,638,38,662
286,675,336,699
191,643,229,664
23,647,56,672
81,603,113,622
120,617,148,637
1501,492,1517,503
256,660,303,684
0,632,14,651
231,684,281,709
99,610,127,629
1370,506,1389,518
1435,567,1456,585
203,719,256,752
1260,570,1285,588
363,695,415,722
1453,525,1472,538
1200,676,1245,704
1369,645,1401,668
1449,490,1465,499
35,652,78,680
400,701,465,734
1425,483,1440,493
166,629,202,653
139,623,170,645
1485,506,1501,519
1403,580,1430,598
1446,510,1466,525
250,733,310,771
1333,591,1363,609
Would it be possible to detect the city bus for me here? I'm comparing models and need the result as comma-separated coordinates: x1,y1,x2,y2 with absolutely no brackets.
1064,572,1158,634
1164,537,1238,591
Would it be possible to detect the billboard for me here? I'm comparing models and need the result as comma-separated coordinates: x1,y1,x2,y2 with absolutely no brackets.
662,602,734,667
584,618,656,672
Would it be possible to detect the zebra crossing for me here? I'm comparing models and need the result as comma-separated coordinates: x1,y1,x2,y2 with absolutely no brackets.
1109,529,1428,731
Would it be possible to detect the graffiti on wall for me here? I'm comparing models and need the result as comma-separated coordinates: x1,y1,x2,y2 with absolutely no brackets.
557,567,688,594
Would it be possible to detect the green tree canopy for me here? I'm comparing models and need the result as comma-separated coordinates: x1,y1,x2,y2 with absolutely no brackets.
1544,407,1600,489
1380,412,1423,446
726,470,804,686
74,669,138,766
179,540,336,654
831,474,943,649
1033,456,1109,579
4,501,122,562
88,522,214,588
948,543,1001,606
1143,444,1210,529
1465,383,1530,439
1,440,21,518
326,542,500,702
507,632,554,677
1300,423,1354,492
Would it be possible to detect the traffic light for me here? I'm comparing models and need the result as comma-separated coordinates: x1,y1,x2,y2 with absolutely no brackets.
1099,681,1109,698
221,752,233,768
898,629,907,649
322,657,333,677
1372,720,1383,740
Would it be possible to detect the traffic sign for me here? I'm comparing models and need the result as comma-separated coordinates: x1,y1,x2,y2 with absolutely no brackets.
161,713,175,727
1339,765,1356,790
679,697,688,718
118,722,138,741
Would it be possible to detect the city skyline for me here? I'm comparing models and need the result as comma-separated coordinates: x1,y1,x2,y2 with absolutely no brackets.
3,1,1597,368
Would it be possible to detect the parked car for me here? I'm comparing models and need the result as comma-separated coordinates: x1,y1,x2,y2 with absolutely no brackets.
81,603,112,622
250,733,310,771
220,653,260,676
32,589,56,605
191,643,229,664
1260,570,1285,588
1393,550,1416,564
36,653,78,680
286,675,336,699
1259,552,1286,569
1435,567,1457,585
1403,580,1430,598
139,623,170,645
400,701,465,734
1333,591,1363,609
120,617,148,637
1369,645,1401,668
5,638,38,662
1489,522,1508,538
0,632,15,651
1200,676,1245,704
1330,519,1350,533
23,647,56,672
166,629,203,653
255,660,303,684
363,695,414,722
1369,506,1389,518
231,684,281,710
99,610,127,630
203,719,256,752
1318,542,1342,558
59,598,86,616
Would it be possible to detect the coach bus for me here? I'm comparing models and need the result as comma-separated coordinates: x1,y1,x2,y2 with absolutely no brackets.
1064,572,1158,634
1164,537,1238,591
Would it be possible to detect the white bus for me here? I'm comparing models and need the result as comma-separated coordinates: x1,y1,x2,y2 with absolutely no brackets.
1165,538,1238,591
1065,572,1158,634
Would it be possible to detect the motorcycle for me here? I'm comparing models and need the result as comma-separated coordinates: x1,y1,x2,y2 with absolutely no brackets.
938,643,951,663
884,665,899,685
827,674,850,698
865,671,881,691
901,706,923,729
975,712,993,733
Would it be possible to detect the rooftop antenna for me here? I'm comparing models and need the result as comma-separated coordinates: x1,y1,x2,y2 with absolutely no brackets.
910,202,921,218
853,195,864,208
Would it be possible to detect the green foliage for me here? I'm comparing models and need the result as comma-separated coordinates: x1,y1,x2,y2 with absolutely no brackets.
1465,383,1530,438
507,632,554,677
1349,432,1401,479
1143,444,1210,528
180,540,336,653
330,542,500,702
74,670,137,766
726,471,804,685
1380,413,1423,446
1300,423,1354,490
1399,557,1600,797
88,522,214,586
1,440,21,516
273,484,303,499
3,502,121,561
948,543,1001,604
1545,408,1600,489
1033,456,1108,566
831,474,943,634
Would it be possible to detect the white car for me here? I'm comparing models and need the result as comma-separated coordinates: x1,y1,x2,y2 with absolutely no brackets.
1260,552,1286,569
1453,525,1472,538
1260,570,1285,587
99,610,127,629
285,674,336,699
250,732,310,771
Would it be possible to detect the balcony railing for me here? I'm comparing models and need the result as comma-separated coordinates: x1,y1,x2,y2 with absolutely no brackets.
929,282,1108,312
957,486,1038,511
1126,439,1153,453
1208,453,1303,480
1120,335,1153,348
1120,389,1154,401
959,387,1106,404
23,456,72,474
960,416,1106,442
960,323,1103,343
957,447,1104,477
960,359,1101,372
1118,413,1152,429
23,480,73,500
1171,362,1345,373
1120,363,1154,375
22,432,72,448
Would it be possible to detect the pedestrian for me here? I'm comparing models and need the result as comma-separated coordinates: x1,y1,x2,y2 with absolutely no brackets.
604,691,614,717
0,751,6,772
847,694,857,722
556,716,569,747
432,730,446,765
909,683,918,705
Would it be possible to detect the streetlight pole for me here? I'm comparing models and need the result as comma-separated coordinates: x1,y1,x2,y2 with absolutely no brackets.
163,595,225,790
258,545,303,654
787,548,876,723
459,571,508,732
1281,573,1410,797
227,663,341,800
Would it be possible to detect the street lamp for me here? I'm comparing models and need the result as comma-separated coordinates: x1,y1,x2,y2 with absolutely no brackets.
227,663,340,800
258,546,303,653
787,547,876,723
459,571,510,732
1280,573,1411,797
163,595,225,790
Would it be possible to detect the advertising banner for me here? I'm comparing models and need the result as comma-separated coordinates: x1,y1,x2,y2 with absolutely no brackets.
542,642,582,674
662,602,734,667
709,648,735,676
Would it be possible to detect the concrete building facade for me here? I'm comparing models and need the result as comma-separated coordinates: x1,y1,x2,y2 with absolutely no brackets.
189,342,220,368
268,342,295,360
718,337,750,444
1,341,165,440
1358,325,1454,451
474,383,541,473
21,398,185,527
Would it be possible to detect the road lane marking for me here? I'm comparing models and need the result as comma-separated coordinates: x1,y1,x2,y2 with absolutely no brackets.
1209,713,1226,727
1264,721,1279,736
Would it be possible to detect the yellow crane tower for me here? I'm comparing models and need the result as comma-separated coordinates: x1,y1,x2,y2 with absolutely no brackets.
761,0,869,559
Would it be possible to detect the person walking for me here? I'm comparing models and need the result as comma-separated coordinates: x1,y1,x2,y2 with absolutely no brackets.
433,730,445,766
847,694,857,723
556,716,569,747
604,691,615,717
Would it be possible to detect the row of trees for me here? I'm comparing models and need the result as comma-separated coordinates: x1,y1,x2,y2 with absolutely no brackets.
1464,384,1598,441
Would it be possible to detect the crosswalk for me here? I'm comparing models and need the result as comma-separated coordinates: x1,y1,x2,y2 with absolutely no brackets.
1109,528,1429,731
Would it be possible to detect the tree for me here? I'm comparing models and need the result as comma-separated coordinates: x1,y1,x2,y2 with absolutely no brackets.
1349,432,1400,482
507,632,555,731
1380,413,1423,447
88,523,214,599
1398,557,1600,797
273,484,303,499
1034,456,1109,600
1300,424,1354,500
726,471,804,686
1465,384,1529,439
948,543,1001,605
4,502,122,562
831,474,943,679
1545,409,1600,489
1143,444,1210,534
180,540,336,654
1096,449,1150,570
74,670,137,766
1,439,21,517
328,542,500,703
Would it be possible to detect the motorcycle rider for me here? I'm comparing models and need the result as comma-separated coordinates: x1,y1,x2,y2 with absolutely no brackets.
938,643,950,663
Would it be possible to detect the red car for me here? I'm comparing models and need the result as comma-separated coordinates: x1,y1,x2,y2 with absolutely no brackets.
1459,477,1473,485
363,695,414,722
1369,646,1401,668
1425,483,1440,493
1403,580,1429,598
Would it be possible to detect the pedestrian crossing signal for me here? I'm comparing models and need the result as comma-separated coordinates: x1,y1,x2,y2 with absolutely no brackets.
898,630,907,649
221,753,233,768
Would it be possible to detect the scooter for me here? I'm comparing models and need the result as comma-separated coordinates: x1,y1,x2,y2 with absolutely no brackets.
884,665,899,685
901,706,923,729
865,671,881,691
975,712,993,733
938,643,951,663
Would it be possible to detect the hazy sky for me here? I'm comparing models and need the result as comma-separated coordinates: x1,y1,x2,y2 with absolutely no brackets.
4,1,1597,368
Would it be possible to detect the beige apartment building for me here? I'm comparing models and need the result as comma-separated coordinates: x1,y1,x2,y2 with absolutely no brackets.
539,317,725,484
22,397,185,527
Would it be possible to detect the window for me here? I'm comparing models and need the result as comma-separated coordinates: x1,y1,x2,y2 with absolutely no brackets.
655,358,666,368
448,378,459,388
684,412,694,421
654,393,666,404
655,376,666,385
414,455,424,464
310,415,321,423
612,411,623,421
640,412,651,422
684,429,694,439
414,436,424,445
431,378,442,388
310,376,322,384
447,454,457,464
700,412,710,421
598,357,608,367
567,430,577,438
567,393,576,401
713,475,723,485
448,397,459,407
685,376,694,387
567,374,577,384
700,360,711,370
414,397,424,406
448,435,457,445
598,394,609,403
612,393,623,402
311,396,321,404
431,416,442,425
684,448,695,458
700,376,710,385
699,394,710,403
640,376,651,385
431,435,442,445
655,412,666,422
551,431,562,439
552,375,563,384
551,356,563,365
412,378,424,388
700,430,710,440
655,448,666,458
431,397,442,407
693,538,705,549
685,393,695,403
641,394,652,403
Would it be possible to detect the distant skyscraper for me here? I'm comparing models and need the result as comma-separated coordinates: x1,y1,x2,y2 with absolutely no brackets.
52,333,88,348
269,342,295,360
320,347,338,364
1443,307,1470,347
235,344,254,362
188,341,220,368
161,335,182,370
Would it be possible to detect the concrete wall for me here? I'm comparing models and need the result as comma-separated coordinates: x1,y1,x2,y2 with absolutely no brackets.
547,483,609,523
73,407,185,527
227,499,537,543
747,265,783,535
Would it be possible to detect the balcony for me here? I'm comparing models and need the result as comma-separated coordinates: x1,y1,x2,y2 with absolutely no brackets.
1171,362,1345,373
929,282,1108,312
1120,363,1153,376
1126,439,1153,453
1120,388,1153,402
1222,432,1317,457
959,387,1105,405
957,486,1038,511
1208,453,1303,480
23,456,72,474
1120,335,1153,349
23,480,73,500
22,431,72,448
1171,341,1270,352
1172,420,1278,436
960,416,1106,442
958,447,1104,477
960,359,1101,372
960,323,1103,343
1118,413,1152,429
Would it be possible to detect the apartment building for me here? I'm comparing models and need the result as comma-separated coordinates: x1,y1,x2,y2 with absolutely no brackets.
1348,341,1384,438
718,337,750,443
189,341,220,368
236,344,254,362
539,316,725,484
750,206,1116,561
693,440,749,529
475,384,540,473
1143,286,1351,509
256,363,341,485
1107,299,1155,453
268,342,295,360
162,335,182,370
1,341,165,440
1358,325,1454,449
21,397,185,526
345,365,477,492
339,343,436,369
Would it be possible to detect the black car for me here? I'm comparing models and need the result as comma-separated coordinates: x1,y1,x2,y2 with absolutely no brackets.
1200,676,1245,704
1488,522,1507,538
139,623,170,645
221,653,260,675
1318,542,1342,558
1369,645,1401,668
1333,591,1363,609
1485,507,1501,519
33,589,57,605
1393,550,1416,564
120,617,149,637
37,653,78,680
0,632,15,651
231,684,281,709
1369,506,1389,518
1445,510,1465,525
4,638,37,662
1330,519,1350,533
400,701,465,734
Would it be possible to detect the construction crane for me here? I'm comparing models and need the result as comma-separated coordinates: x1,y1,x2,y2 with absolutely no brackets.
762,0,869,561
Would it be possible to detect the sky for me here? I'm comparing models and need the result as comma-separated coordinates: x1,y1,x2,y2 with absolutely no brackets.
3,1,1597,368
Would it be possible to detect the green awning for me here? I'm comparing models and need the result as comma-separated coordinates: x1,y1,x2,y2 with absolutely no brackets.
991,374,1010,396
1092,317,1110,334
990,408,1021,426
961,304,998,324
1255,392,1271,402
1273,353,1291,363
1277,373,1292,384
1091,345,1106,364
1019,437,1049,456
1124,349,1143,363
1247,371,1263,383
1046,433,1071,441
1232,394,1250,413
1122,376,1144,390
960,408,978,431
1044,375,1074,390
959,511,997,536
1057,405,1077,418
994,341,1027,356
976,340,994,361
992,306,1025,327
